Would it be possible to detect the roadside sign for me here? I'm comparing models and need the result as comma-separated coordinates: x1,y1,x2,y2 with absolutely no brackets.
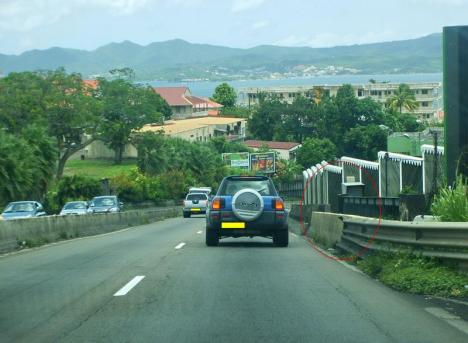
222,152,250,169
250,152,276,173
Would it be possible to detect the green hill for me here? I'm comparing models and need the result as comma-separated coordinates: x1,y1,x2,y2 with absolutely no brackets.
0,33,442,80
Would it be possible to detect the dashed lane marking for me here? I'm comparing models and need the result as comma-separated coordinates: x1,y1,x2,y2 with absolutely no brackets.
197,230,203,234
175,242,186,249
114,276,145,296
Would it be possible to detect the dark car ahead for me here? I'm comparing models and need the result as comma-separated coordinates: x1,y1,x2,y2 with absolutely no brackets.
205,175,288,247
87,196,123,214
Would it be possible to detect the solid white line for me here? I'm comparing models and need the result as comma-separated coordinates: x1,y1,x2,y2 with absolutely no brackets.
291,232,298,237
425,307,468,335
114,276,145,297
197,230,202,234
175,242,186,249
311,243,363,273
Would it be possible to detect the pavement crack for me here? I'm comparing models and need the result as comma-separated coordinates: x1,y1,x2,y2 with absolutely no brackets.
333,284,397,342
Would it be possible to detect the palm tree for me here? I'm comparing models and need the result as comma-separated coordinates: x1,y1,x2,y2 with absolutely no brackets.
386,84,418,113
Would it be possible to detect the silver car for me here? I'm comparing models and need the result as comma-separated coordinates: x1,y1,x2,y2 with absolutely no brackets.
183,193,208,218
60,201,89,216
1,201,46,220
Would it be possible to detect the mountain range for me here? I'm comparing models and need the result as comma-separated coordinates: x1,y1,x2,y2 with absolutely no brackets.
0,33,442,81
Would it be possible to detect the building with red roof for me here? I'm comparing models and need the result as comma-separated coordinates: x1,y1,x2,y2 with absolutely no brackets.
83,79,99,89
153,86,222,119
244,140,302,160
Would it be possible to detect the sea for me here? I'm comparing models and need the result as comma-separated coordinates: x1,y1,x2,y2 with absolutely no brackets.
146,73,443,97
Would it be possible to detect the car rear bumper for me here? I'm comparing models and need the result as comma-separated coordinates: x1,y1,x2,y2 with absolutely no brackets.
206,210,288,237
183,207,207,214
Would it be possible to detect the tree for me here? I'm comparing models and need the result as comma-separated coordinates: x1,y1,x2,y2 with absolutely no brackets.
212,83,237,108
296,138,338,168
335,84,361,130
21,125,58,199
278,95,318,142
134,132,167,175
0,69,102,179
0,71,48,133
386,84,418,114
96,78,171,164
343,125,387,160
0,128,56,204
209,136,249,154
248,94,284,140
42,69,102,178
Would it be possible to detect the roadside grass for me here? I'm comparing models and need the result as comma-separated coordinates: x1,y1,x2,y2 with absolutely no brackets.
357,251,468,298
63,159,137,179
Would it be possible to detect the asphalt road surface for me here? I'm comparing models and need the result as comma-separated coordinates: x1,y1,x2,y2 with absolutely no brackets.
1,216,467,343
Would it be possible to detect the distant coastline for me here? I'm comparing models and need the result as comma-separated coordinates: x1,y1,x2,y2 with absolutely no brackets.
148,73,443,97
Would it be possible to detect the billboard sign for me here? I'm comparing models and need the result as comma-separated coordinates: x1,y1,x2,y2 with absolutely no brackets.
250,152,276,174
222,152,250,169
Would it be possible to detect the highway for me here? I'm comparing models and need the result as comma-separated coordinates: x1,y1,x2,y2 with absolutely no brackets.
0,216,467,343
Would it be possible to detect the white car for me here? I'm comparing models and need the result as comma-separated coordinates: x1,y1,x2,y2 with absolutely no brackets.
60,201,89,216
183,193,209,218
188,187,212,196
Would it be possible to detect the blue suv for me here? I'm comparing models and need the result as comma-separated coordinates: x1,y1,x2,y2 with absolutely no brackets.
206,176,288,247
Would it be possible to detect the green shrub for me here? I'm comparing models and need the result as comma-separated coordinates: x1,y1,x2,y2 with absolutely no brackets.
45,175,102,213
110,168,163,203
358,252,468,297
431,176,468,222
158,170,195,200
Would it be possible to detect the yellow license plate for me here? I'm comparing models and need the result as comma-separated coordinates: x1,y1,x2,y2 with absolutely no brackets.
191,208,201,211
222,222,245,229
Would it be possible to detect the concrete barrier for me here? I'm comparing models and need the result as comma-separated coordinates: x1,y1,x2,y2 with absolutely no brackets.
289,204,331,226
309,212,345,248
0,207,180,253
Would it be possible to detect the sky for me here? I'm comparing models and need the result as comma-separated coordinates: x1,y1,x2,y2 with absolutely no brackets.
0,0,467,55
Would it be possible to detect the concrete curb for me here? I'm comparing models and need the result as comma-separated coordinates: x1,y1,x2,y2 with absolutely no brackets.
0,207,181,253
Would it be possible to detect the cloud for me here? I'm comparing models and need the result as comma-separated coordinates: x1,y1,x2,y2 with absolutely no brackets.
410,0,467,5
0,0,152,33
251,20,269,30
274,30,400,48
231,0,267,12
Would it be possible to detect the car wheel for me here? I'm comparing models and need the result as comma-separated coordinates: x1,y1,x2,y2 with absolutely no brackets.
205,229,219,246
183,211,190,218
273,230,289,247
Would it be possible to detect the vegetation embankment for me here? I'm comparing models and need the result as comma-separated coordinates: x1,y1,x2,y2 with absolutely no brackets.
348,182,468,298
357,251,468,298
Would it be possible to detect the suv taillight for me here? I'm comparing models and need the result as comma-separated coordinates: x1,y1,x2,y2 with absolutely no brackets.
273,199,285,211
211,197,224,210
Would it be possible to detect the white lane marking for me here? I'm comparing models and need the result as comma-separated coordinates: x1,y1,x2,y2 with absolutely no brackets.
291,232,298,237
309,242,363,273
114,276,145,296
425,307,468,336
175,242,186,249
432,296,468,307
197,230,203,234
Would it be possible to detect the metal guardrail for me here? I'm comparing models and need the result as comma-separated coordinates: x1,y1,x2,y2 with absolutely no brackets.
337,217,468,267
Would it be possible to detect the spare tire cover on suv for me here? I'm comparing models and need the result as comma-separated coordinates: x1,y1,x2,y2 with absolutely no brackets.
231,188,264,222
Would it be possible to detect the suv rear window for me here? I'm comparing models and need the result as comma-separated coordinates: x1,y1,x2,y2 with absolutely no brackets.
219,178,276,196
186,193,208,200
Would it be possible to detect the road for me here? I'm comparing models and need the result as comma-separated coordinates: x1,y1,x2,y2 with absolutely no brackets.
0,216,467,343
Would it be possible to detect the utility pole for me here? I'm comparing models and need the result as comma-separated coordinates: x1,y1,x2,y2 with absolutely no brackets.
384,152,389,197
431,130,439,195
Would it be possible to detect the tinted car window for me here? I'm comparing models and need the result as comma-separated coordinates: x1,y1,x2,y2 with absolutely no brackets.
186,194,208,201
219,179,275,196
92,198,116,206
64,202,87,209
4,203,35,212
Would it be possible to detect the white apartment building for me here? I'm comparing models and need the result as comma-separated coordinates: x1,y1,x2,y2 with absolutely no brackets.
238,82,442,121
